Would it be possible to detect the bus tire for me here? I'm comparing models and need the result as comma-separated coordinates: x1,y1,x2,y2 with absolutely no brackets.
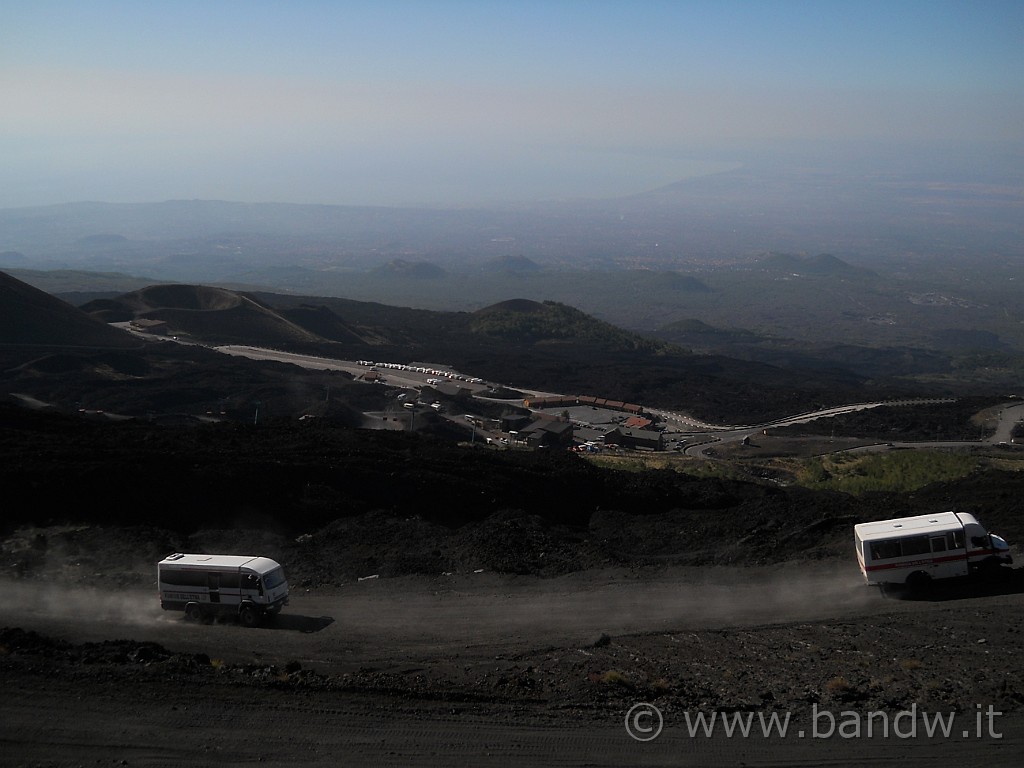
238,605,260,628
906,571,932,593
185,603,203,622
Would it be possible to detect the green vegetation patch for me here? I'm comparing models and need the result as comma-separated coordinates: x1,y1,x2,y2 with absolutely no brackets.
794,450,979,495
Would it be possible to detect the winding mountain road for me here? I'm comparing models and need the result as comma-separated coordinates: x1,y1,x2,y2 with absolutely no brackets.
213,344,1024,456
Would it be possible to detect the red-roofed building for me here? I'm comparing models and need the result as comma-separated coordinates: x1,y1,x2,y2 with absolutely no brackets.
623,415,653,430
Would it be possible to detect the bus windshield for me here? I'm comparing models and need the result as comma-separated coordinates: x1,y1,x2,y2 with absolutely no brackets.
263,567,286,590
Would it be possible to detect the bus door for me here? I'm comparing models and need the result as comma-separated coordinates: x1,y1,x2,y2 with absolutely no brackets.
244,571,263,601
207,572,221,603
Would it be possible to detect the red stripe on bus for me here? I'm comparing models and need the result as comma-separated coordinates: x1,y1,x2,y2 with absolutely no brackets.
863,549,999,572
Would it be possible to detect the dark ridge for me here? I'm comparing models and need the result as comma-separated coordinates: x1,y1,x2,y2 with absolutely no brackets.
0,270,138,348
481,255,543,273
757,252,877,277
79,284,322,346
474,298,546,315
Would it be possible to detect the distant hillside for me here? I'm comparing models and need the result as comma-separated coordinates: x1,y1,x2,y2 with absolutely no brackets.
275,304,378,345
246,291,870,421
372,259,447,279
98,288,680,357
80,284,322,346
756,252,877,278
5,268,162,296
471,299,676,352
650,271,713,292
655,318,765,346
34,280,878,422
476,298,544,315
0,270,138,347
481,255,543,274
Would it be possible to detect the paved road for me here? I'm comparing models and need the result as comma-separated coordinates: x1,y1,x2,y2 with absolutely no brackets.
211,344,1024,457
676,400,1024,458
215,346,490,392
992,402,1024,444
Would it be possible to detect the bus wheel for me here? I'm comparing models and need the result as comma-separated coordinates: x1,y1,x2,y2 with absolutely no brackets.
185,604,203,622
906,571,932,593
238,605,260,628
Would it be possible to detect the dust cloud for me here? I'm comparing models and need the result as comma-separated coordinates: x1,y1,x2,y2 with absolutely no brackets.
495,562,882,635
0,563,889,654
331,561,886,650
0,580,165,627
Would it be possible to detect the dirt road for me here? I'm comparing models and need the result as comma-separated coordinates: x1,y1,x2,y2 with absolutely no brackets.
0,562,924,665
4,562,1024,766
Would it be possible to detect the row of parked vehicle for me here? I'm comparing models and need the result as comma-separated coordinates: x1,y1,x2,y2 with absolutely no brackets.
356,360,484,385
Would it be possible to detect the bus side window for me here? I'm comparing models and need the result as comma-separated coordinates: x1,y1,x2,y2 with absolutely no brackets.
930,536,947,553
901,536,930,557
949,531,965,550
971,535,987,548
871,540,901,560
161,569,206,587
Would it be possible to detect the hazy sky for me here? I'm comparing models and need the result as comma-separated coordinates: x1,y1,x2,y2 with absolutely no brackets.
3,0,1022,208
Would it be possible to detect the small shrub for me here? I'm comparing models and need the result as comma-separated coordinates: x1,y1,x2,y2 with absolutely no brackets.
825,676,852,694
649,678,671,696
600,670,631,687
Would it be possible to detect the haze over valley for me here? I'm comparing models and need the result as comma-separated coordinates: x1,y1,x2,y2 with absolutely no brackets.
3,152,1023,392
4,4,1024,766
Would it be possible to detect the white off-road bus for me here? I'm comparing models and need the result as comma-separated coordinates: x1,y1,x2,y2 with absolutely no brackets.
854,512,1012,590
157,553,289,626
